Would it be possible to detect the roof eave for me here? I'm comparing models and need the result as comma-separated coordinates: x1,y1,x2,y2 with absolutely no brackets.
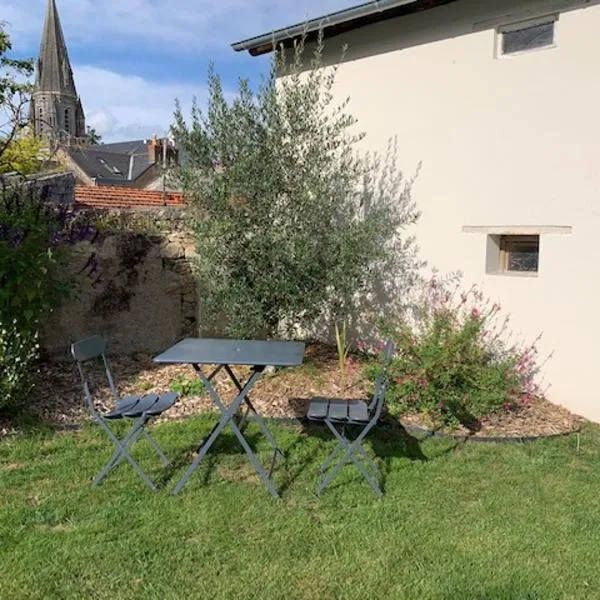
231,0,423,55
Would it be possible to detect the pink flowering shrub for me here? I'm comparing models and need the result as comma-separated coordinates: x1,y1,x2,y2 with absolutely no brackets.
370,279,548,428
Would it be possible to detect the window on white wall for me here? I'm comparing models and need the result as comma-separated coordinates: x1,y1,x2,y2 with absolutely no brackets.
486,234,540,275
500,235,539,272
498,17,557,56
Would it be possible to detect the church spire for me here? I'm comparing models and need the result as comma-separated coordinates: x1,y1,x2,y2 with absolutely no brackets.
31,0,85,141
36,0,77,95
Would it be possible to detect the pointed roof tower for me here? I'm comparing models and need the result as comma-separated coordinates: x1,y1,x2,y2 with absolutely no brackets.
32,0,85,141
36,0,77,95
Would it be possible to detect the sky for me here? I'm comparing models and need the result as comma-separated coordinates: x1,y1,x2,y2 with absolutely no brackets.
3,0,355,142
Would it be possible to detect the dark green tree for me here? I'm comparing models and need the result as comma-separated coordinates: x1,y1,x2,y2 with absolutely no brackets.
85,126,102,145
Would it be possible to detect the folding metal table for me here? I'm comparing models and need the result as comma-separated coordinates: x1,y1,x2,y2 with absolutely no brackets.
153,338,305,497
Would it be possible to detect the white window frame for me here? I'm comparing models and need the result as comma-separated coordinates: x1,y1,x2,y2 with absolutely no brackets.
495,14,559,59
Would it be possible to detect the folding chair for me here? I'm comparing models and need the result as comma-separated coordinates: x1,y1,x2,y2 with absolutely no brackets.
71,335,178,491
307,341,395,497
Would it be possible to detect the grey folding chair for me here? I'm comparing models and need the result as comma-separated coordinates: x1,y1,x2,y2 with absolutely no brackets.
71,335,178,491
307,341,395,497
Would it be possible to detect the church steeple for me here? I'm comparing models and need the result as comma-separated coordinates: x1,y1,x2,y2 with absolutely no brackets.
37,0,77,95
30,0,86,142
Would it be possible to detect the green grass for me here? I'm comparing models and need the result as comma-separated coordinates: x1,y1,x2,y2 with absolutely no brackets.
2,417,600,599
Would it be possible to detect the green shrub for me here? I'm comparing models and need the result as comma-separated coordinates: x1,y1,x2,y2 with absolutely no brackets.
0,181,93,411
0,322,38,410
373,281,546,428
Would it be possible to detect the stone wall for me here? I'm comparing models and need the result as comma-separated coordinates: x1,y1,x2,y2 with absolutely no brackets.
41,212,198,358
32,171,75,204
0,170,75,205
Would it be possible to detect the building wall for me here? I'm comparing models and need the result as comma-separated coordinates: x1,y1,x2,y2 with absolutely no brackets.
318,0,600,420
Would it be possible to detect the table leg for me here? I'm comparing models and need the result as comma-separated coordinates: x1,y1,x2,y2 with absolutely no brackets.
223,365,283,457
173,367,279,498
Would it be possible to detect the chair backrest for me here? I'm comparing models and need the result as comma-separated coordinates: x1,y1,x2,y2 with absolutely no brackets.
369,340,396,419
71,335,106,362
71,335,119,412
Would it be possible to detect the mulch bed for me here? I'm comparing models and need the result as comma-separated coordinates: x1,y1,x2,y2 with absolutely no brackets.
2,343,585,439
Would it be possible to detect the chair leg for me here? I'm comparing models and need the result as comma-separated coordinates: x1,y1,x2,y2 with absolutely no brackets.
110,427,170,468
94,416,158,491
142,429,171,466
317,421,382,497
320,440,378,477
319,441,344,473
102,425,145,473
345,427,380,477
319,426,377,475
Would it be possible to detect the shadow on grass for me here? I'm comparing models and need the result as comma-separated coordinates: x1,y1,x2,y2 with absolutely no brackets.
276,399,435,495
0,406,55,440
155,422,267,491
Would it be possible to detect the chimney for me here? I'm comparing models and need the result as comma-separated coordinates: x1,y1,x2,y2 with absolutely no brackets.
148,134,159,163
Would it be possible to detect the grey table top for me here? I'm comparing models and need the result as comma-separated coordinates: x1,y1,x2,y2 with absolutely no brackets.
153,338,305,367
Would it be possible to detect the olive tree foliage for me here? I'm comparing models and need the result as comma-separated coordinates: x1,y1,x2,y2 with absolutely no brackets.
172,36,423,339
0,23,34,169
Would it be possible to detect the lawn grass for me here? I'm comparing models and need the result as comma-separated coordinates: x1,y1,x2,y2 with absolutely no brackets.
2,416,600,600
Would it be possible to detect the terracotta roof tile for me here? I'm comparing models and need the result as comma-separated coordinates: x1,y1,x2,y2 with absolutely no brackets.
75,185,185,209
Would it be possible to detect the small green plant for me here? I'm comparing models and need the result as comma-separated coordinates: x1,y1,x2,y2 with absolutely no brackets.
171,374,205,398
334,320,351,377
137,380,153,392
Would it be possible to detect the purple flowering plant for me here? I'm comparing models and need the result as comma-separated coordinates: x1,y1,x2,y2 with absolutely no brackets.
0,179,95,410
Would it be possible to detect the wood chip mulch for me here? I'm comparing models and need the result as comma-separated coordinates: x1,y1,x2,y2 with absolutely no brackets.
2,343,585,439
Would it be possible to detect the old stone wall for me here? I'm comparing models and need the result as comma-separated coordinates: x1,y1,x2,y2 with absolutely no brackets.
0,170,75,204
41,211,198,358
32,171,75,204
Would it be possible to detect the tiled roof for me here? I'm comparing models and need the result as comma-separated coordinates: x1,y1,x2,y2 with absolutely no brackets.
74,185,185,209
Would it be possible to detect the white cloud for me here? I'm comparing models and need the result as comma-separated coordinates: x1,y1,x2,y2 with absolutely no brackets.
74,65,208,142
3,0,356,53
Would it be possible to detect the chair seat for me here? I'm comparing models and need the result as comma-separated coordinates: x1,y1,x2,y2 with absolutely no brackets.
145,392,178,416
307,398,370,423
104,393,178,419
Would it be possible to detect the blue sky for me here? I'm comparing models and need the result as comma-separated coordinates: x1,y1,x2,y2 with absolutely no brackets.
4,0,355,142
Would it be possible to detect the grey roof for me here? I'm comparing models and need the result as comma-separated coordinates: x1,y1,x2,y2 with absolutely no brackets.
231,0,456,55
99,139,150,155
36,0,78,95
67,144,154,183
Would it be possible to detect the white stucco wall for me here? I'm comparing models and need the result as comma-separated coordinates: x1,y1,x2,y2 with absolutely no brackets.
318,0,600,420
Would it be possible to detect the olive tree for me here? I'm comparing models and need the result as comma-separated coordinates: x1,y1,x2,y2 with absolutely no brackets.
172,36,422,339
0,23,34,168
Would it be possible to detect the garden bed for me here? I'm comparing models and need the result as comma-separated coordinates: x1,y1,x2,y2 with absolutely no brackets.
399,394,582,440
9,343,585,439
